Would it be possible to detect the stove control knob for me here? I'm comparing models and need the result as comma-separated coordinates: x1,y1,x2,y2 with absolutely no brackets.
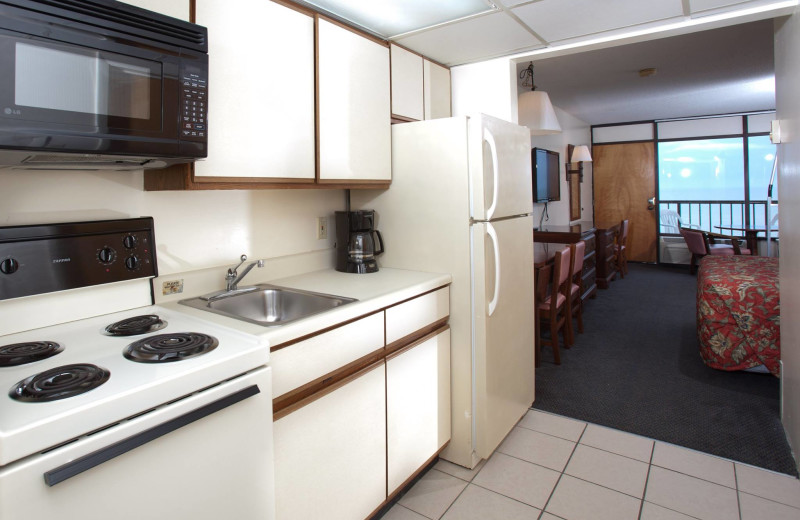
123,235,138,249
98,247,116,264
125,255,139,270
0,257,19,274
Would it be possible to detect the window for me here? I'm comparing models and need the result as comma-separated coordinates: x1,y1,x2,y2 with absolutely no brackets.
747,135,777,202
658,138,744,201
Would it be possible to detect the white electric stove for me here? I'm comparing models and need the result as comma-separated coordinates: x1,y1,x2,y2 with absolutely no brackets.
0,218,274,520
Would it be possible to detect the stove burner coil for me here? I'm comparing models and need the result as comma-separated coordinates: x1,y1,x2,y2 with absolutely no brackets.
0,341,64,367
123,333,218,363
105,315,167,336
9,363,110,402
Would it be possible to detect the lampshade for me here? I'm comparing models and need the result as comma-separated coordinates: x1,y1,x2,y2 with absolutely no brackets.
518,90,561,136
571,145,592,163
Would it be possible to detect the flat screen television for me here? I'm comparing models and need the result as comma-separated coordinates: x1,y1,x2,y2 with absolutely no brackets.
532,148,560,203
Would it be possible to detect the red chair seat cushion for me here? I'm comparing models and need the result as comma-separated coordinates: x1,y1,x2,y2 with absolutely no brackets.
538,292,566,311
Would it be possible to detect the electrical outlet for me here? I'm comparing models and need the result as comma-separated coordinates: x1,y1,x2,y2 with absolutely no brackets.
317,217,328,240
162,279,184,295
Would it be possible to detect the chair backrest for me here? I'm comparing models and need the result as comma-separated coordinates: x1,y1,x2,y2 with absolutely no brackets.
679,227,708,255
554,246,571,287
619,219,630,244
660,209,681,234
571,241,585,278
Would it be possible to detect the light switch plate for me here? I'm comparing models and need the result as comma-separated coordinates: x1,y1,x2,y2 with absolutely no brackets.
317,217,328,240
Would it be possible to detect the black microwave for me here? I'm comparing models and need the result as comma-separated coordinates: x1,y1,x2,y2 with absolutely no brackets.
0,0,208,170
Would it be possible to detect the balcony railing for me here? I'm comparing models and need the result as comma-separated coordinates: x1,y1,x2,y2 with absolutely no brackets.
658,200,777,236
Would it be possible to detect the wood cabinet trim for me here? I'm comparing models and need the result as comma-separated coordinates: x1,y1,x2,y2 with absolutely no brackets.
273,357,385,420
386,322,449,359
273,346,385,417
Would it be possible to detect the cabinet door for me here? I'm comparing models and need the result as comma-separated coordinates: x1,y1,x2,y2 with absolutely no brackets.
424,60,451,120
274,362,386,520
318,19,391,182
391,44,424,121
387,329,451,494
194,0,315,180
119,0,188,20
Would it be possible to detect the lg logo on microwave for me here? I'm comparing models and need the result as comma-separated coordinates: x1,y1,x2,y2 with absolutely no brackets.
4,108,21,116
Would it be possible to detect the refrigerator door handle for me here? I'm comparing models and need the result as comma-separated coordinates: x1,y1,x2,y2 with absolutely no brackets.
483,127,500,220
486,222,501,316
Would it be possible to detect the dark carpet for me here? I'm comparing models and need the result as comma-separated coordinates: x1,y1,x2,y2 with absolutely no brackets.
533,263,798,476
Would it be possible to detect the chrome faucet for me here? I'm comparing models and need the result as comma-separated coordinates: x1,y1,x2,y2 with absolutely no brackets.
226,254,264,292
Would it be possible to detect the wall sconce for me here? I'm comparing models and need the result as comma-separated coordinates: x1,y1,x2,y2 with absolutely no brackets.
566,144,592,182
518,62,561,135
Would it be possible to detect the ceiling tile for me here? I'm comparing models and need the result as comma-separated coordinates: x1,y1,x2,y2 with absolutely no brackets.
512,0,685,43
689,0,764,13
302,0,492,38
393,12,543,66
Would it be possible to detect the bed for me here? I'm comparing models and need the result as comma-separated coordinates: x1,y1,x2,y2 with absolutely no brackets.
696,255,780,376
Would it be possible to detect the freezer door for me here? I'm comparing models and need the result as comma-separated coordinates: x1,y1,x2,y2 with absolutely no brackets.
469,114,533,221
471,216,535,459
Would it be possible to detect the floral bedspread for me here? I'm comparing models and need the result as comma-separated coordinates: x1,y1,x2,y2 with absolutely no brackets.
696,255,780,377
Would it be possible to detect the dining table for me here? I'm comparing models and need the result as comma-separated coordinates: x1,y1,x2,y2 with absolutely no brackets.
714,225,779,256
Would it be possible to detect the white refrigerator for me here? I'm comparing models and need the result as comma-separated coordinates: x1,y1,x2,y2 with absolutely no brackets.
351,114,535,469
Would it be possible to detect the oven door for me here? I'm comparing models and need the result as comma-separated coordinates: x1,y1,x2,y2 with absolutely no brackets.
0,366,274,520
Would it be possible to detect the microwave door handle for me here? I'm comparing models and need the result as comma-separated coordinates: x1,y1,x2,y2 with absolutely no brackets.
42,385,260,486
483,127,500,221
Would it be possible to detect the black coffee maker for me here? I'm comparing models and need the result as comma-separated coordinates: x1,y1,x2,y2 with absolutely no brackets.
335,210,384,273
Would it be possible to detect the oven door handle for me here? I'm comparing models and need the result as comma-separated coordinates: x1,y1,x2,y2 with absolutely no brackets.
43,384,261,487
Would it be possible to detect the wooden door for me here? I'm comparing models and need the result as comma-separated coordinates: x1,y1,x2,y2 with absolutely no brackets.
593,142,657,263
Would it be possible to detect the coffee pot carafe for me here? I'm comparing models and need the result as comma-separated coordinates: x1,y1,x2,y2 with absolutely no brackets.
335,210,384,273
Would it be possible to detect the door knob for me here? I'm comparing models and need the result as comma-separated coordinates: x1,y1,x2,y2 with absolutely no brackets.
647,197,655,210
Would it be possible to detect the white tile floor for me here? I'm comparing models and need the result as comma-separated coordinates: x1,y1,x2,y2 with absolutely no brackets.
383,410,800,520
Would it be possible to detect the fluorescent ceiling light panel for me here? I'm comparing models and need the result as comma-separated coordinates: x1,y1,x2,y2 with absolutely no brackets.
303,0,493,37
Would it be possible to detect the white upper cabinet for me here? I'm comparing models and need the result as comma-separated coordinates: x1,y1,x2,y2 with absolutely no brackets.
119,0,188,20
317,19,391,182
391,44,424,121
194,0,315,180
424,60,452,120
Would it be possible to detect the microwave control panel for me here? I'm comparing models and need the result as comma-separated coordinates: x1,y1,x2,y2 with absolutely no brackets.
181,71,208,141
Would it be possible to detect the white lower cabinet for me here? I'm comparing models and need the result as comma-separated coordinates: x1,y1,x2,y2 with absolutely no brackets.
387,328,451,494
273,362,386,520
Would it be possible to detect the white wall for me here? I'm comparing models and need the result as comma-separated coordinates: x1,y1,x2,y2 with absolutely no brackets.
0,170,342,275
450,57,518,122
774,7,800,471
530,107,593,227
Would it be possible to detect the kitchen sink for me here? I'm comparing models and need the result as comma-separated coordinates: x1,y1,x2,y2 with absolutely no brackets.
179,284,357,327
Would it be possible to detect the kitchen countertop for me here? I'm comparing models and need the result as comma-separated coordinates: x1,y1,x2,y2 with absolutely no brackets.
162,267,451,349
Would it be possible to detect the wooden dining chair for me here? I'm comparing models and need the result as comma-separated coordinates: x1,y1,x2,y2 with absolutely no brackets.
566,241,586,345
615,219,630,278
679,226,750,274
537,246,571,365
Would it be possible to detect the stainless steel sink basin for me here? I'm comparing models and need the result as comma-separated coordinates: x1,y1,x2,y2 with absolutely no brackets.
179,284,357,326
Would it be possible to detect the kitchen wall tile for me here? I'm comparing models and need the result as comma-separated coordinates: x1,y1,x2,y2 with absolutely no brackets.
398,469,468,520
519,409,586,441
735,463,800,509
496,426,576,471
579,423,654,463
434,458,486,482
651,442,736,488
440,484,541,520
545,474,641,520
739,491,800,520
471,452,560,509
645,466,739,520
564,444,650,498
